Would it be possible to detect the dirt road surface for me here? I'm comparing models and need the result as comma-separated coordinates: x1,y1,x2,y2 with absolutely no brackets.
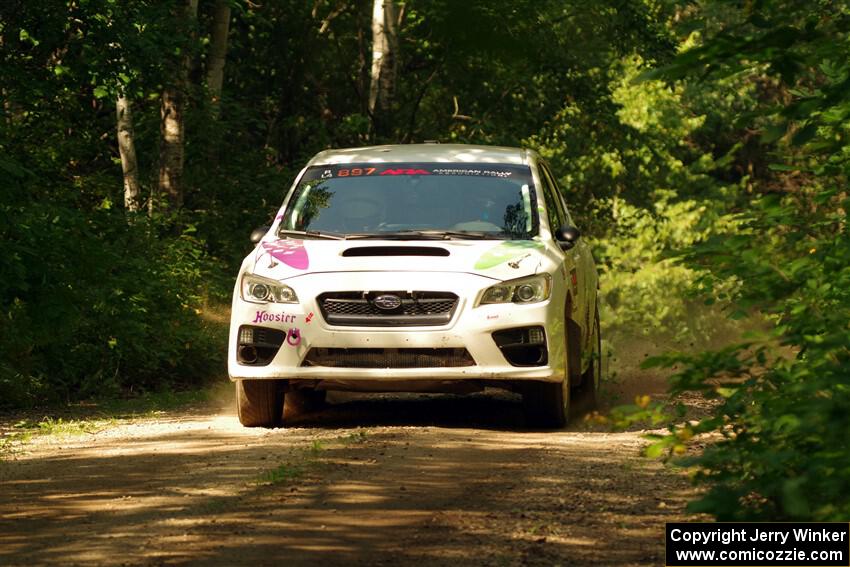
0,383,699,566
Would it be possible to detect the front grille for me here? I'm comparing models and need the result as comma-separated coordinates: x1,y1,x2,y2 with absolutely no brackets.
302,347,475,368
318,291,458,326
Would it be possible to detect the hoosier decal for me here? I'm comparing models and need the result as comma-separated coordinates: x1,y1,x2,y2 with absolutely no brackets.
253,311,297,323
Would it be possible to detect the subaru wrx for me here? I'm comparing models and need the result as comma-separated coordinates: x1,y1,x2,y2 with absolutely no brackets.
228,144,600,428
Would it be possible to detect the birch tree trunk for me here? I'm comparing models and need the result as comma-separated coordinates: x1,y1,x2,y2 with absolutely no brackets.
206,0,231,114
116,94,142,212
156,0,199,214
368,0,399,138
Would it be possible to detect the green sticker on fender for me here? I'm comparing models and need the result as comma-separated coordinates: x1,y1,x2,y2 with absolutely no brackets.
474,241,544,269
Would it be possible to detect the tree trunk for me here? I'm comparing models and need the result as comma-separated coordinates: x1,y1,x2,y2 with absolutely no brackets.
156,0,199,214
158,86,185,212
368,0,399,138
206,0,230,114
116,94,142,212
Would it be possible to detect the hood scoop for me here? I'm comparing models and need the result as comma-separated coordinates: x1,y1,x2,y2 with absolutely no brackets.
342,246,450,257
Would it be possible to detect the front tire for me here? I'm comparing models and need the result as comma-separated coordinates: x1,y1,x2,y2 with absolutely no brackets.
572,306,601,416
236,379,284,427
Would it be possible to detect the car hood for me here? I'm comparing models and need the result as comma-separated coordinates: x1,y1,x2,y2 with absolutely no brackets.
247,237,550,282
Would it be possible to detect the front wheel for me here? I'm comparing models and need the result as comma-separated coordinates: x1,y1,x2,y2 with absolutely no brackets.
236,379,284,427
572,306,601,416
522,379,569,428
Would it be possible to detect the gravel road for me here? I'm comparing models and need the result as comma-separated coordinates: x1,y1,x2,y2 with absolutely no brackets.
0,382,699,566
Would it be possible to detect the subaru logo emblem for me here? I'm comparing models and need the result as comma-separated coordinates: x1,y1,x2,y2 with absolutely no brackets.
373,294,402,310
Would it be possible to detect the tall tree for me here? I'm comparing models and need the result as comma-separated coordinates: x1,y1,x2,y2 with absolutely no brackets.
206,0,231,114
116,93,142,212
156,0,199,213
368,0,399,138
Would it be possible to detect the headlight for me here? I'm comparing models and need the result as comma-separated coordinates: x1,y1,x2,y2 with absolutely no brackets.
479,274,551,305
240,273,299,304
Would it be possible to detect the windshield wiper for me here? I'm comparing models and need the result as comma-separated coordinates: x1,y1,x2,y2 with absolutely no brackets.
345,230,500,240
277,229,344,240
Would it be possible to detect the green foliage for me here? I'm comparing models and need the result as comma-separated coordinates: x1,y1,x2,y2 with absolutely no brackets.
625,0,850,521
0,1,231,405
0,178,225,405
596,195,738,343
256,463,305,486
528,51,749,346
398,0,676,146
255,439,325,485
654,190,850,521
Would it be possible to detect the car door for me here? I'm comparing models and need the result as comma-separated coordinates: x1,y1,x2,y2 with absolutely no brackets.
540,162,598,353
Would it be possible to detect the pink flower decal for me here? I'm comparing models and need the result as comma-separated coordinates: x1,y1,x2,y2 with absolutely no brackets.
262,240,309,270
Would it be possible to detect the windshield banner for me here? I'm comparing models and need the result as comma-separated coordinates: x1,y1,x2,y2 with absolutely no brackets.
302,163,529,182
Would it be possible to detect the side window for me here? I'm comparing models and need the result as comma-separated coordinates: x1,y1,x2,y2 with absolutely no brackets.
540,163,573,227
540,164,574,231
537,164,563,234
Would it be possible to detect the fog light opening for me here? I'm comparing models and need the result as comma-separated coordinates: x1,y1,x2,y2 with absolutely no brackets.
238,345,259,364
235,325,286,366
492,326,548,367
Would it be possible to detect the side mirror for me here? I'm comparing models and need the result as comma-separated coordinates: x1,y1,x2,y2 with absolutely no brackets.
250,226,270,245
556,225,581,250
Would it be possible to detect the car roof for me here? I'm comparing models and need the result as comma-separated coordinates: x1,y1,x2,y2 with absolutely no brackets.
306,144,533,167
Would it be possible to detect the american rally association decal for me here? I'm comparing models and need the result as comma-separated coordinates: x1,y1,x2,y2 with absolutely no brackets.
474,241,544,270
261,239,309,270
304,164,523,181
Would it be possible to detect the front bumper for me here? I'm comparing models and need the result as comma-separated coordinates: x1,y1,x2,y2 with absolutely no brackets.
227,271,565,383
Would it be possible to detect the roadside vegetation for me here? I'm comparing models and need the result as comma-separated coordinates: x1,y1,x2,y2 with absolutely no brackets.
1,0,847,522
612,0,850,522
0,385,227,459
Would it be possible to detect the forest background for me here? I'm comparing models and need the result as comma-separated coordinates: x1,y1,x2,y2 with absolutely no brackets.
1,0,848,522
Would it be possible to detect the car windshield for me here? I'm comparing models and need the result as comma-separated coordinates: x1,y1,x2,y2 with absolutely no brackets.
279,163,537,239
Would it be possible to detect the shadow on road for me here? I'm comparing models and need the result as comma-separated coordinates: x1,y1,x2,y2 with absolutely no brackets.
288,390,532,431
0,390,700,566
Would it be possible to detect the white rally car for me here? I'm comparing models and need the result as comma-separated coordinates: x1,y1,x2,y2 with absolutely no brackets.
228,144,600,428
